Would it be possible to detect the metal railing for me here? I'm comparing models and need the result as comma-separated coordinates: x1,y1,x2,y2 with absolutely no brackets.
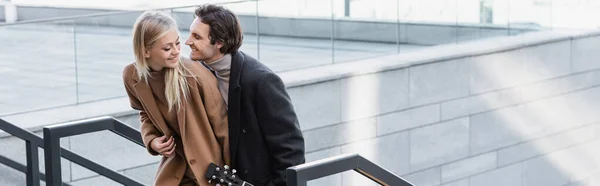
42,116,144,186
2,115,412,186
0,117,145,186
0,118,65,186
286,153,414,186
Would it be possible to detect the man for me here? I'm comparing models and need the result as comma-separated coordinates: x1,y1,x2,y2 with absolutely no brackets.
184,4,305,186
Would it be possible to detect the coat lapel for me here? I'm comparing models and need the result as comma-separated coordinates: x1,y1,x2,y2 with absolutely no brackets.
228,51,245,166
133,79,171,137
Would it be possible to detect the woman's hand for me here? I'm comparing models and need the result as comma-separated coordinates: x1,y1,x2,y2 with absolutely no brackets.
150,136,176,157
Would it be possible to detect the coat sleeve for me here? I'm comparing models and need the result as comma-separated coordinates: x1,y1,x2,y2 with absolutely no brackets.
123,72,161,156
255,72,306,186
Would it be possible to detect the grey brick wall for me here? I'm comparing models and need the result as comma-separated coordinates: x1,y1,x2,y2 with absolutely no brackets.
291,34,600,186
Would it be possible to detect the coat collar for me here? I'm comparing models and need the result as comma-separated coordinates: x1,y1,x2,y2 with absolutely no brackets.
229,51,244,89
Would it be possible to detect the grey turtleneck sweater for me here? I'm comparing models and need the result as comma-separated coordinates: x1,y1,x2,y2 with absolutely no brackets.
204,54,231,106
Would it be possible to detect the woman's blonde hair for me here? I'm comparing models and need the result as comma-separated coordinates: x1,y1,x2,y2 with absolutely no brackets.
132,11,191,112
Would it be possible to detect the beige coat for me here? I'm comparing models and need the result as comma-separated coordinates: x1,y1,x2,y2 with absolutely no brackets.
123,58,230,186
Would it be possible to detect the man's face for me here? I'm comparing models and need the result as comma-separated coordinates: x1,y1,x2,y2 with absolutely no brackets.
185,17,223,63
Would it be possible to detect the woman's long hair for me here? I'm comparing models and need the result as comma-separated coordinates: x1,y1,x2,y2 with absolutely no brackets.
132,11,191,112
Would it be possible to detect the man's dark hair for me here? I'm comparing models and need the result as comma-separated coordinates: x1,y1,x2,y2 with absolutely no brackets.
194,4,243,54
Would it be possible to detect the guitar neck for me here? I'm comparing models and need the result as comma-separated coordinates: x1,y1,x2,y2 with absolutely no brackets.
241,182,254,186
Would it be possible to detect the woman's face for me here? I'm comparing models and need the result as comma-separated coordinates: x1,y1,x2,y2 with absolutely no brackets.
145,28,181,71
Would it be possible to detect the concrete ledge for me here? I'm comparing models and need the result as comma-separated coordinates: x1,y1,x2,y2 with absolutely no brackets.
280,29,598,88
0,97,136,138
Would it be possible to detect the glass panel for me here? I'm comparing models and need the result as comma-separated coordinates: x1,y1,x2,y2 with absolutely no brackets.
257,0,334,72
455,0,484,42
225,0,259,59
72,12,142,103
397,0,459,46
333,0,400,64
476,0,513,40
0,20,77,116
551,0,600,30
508,0,551,36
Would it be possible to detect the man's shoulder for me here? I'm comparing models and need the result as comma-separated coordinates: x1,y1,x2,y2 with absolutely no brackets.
238,51,273,78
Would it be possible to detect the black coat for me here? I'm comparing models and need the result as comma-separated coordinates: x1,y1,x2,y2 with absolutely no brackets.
226,51,305,186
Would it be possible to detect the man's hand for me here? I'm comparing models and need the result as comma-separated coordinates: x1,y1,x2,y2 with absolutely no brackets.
150,136,176,157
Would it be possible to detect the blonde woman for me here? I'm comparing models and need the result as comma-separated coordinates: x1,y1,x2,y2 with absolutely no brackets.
123,11,229,186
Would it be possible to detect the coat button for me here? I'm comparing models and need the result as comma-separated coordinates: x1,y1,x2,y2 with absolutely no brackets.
189,159,196,165
243,170,248,175
242,129,247,133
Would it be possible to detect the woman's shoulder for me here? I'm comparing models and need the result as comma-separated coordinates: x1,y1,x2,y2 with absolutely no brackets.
122,62,139,82
180,56,211,76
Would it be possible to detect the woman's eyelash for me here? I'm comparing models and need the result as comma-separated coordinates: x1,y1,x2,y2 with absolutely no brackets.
162,42,179,51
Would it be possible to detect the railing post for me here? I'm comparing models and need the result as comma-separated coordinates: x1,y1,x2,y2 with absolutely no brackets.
43,128,62,186
344,0,350,17
3,0,17,23
25,141,40,186
286,154,413,186
286,169,306,186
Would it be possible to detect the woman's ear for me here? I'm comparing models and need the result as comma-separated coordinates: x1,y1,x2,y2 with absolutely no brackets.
144,48,151,58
